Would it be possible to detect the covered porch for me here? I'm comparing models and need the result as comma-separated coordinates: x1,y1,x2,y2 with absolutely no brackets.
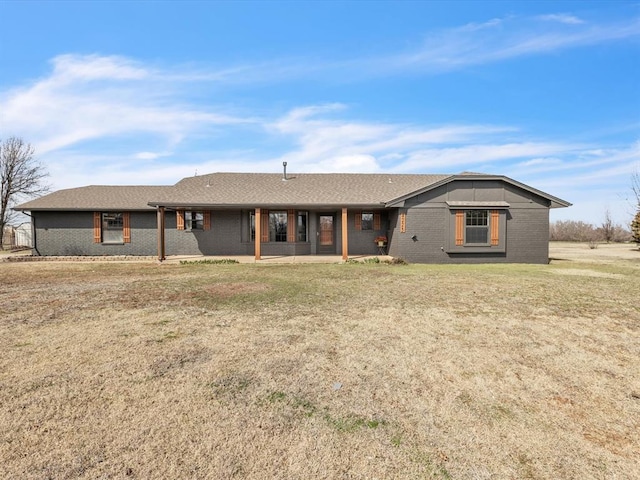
154,206,356,262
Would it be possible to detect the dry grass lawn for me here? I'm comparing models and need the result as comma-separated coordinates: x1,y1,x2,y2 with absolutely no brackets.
1,244,639,479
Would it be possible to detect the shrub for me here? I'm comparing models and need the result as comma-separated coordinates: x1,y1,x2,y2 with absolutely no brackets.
386,257,408,265
363,257,381,264
179,258,239,265
632,211,640,245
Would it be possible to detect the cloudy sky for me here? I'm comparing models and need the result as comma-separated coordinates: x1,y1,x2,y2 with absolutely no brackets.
1,0,638,224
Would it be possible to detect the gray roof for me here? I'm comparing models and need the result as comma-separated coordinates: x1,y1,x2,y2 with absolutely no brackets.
14,185,171,211
149,173,452,208
14,172,571,211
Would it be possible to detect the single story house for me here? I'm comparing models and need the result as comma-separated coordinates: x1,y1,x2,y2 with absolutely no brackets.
14,171,571,263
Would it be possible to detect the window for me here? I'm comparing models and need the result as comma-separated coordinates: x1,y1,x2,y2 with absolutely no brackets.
269,211,288,242
452,209,502,251
103,212,124,243
250,210,305,242
94,212,130,244
297,211,308,242
361,212,373,230
465,210,489,244
185,211,204,230
177,210,210,231
250,211,256,241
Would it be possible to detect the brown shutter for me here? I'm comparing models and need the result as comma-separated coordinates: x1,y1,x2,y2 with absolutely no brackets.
355,211,362,230
400,212,407,233
287,209,296,242
491,210,499,246
93,212,101,243
455,211,464,246
203,211,211,231
176,210,185,230
261,209,269,242
123,212,131,243
373,212,381,230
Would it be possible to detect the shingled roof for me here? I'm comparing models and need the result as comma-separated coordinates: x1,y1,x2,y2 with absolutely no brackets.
148,173,453,208
15,172,571,211
14,185,171,211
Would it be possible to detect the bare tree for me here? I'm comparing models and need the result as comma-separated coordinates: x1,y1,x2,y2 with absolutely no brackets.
600,207,614,243
549,220,597,242
0,137,49,247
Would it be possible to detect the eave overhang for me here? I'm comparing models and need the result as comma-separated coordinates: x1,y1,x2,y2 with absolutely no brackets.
12,206,156,212
147,202,389,210
445,201,510,209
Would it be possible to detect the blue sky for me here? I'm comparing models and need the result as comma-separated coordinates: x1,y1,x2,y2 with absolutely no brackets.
1,1,638,225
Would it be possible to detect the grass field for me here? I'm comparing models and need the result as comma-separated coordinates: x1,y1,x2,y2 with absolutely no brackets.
1,245,639,479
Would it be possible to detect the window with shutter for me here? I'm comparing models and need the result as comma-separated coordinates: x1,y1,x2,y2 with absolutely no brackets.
176,210,185,230
355,211,362,230
203,211,211,231
449,208,506,252
373,212,381,230
94,212,128,243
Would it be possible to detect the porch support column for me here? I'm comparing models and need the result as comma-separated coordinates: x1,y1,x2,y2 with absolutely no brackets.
157,206,166,261
255,208,261,261
341,207,348,261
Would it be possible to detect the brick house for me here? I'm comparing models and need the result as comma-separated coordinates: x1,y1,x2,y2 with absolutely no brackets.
14,171,571,263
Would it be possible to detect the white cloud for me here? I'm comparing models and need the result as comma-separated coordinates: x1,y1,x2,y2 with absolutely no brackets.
135,151,170,160
51,54,150,83
377,15,640,74
537,14,585,25
0,54,254,156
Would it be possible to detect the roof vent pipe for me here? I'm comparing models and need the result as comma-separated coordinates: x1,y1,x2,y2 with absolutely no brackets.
282,161,288,181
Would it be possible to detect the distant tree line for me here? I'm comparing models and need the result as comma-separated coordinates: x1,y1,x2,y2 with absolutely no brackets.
549,218,632,243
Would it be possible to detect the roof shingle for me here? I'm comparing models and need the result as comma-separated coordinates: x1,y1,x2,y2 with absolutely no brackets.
15,171,571,211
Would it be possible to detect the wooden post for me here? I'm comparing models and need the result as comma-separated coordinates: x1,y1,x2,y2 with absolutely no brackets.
342,207,348,261
255,208,261,261
157,206,166,261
